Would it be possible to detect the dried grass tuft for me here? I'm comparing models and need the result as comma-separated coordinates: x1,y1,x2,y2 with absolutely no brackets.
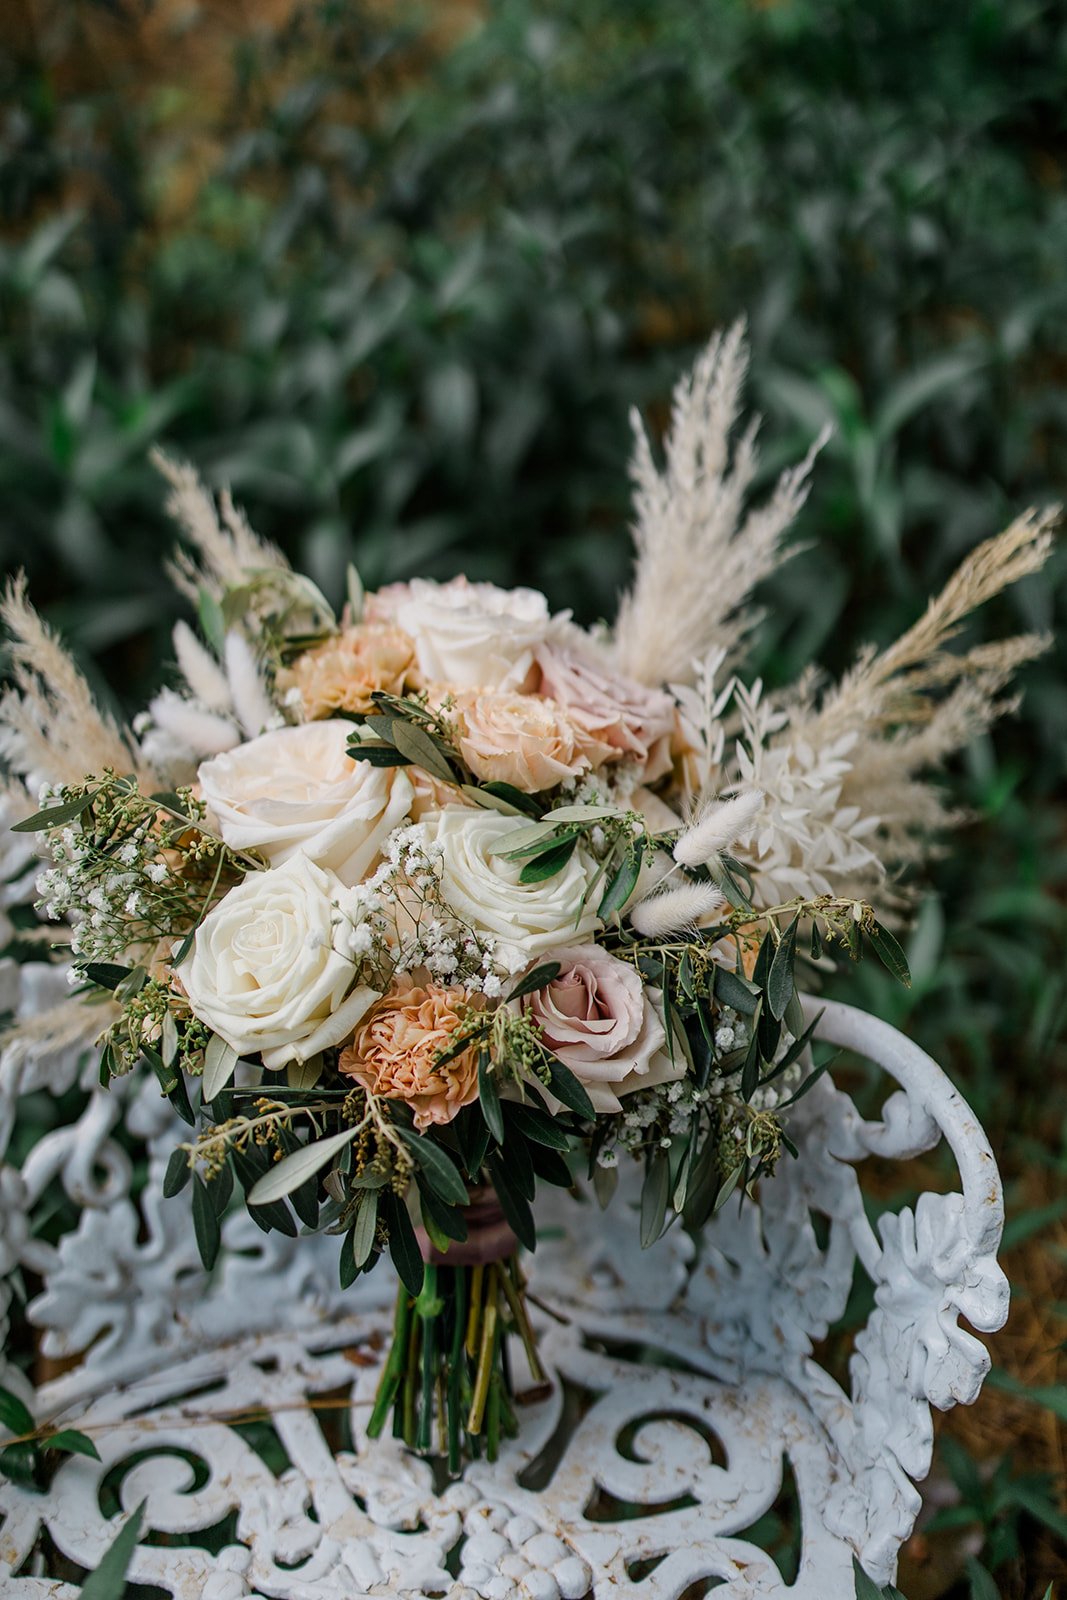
152,448,289,601
0,575,147,788
614,322,826,685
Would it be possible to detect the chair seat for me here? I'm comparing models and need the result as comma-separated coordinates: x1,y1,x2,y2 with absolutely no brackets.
2,1294,865,1600
0,995,1008,1597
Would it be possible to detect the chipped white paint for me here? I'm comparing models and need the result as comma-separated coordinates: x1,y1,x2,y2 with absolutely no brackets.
0,972,1007,1597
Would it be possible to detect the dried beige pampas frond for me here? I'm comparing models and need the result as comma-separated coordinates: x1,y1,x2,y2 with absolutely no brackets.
805,509,1056,742
748,507,1058,907
0,575,147,788
152,449,289,602
613,322,826,686
0,995,118,1073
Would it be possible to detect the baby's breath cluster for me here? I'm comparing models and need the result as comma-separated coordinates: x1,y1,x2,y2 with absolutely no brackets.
33,771,244,974
335,821,501,992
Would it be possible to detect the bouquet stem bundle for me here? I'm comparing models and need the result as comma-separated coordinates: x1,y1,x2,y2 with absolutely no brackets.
367,1193,547,1468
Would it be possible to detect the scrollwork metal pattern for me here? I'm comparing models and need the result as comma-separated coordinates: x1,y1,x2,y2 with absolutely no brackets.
0,970,1007,1596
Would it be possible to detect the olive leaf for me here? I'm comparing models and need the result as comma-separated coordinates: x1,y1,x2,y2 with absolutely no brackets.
247,1124,361,1205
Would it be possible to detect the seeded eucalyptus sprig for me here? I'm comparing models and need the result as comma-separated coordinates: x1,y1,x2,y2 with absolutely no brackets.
598,889,912,1247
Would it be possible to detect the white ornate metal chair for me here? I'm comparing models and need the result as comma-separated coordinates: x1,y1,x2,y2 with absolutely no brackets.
0,949,1008,1600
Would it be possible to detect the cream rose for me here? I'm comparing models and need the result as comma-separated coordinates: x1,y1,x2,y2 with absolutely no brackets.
535,642,678,782
422,807,600,965
198,721,413,886
521,945,680,1112
394,576,559,691
453,690,611,792
182,853,379,1071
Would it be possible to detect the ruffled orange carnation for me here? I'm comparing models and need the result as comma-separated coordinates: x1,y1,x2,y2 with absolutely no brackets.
339,976,483,1130
278,625,417,720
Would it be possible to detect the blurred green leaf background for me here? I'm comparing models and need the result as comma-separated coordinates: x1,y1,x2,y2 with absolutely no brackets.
1,1,1065,1595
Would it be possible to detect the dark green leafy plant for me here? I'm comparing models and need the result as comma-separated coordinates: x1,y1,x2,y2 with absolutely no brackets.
0,1385,99,1491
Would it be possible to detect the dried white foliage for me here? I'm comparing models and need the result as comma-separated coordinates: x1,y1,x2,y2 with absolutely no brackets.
730,681,884,906
152,449,289,602
614,323,826,686
0,576,150,789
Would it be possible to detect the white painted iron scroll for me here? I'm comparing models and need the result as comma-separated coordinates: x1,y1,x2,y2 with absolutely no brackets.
0,971,1007,1598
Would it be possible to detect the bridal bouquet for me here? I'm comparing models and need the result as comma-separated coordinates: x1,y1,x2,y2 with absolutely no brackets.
4,327,1052,1467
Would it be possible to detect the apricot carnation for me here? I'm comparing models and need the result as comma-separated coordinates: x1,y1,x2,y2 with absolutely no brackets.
277,624,417,719
340,975,483,1130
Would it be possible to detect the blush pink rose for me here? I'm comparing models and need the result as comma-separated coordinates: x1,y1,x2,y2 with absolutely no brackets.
534,643,678,782
521,944,681,1113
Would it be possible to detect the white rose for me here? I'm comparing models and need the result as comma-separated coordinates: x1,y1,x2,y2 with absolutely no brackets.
182,854,379,1070
394,577,562,690
198,721,413,886
423,807,600,963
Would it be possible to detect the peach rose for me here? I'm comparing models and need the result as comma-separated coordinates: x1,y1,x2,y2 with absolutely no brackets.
363,582,414,625
535,643,678,782
277,624,417,719
521,944,680,1112
453,690,611,793
340,975,483,1130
